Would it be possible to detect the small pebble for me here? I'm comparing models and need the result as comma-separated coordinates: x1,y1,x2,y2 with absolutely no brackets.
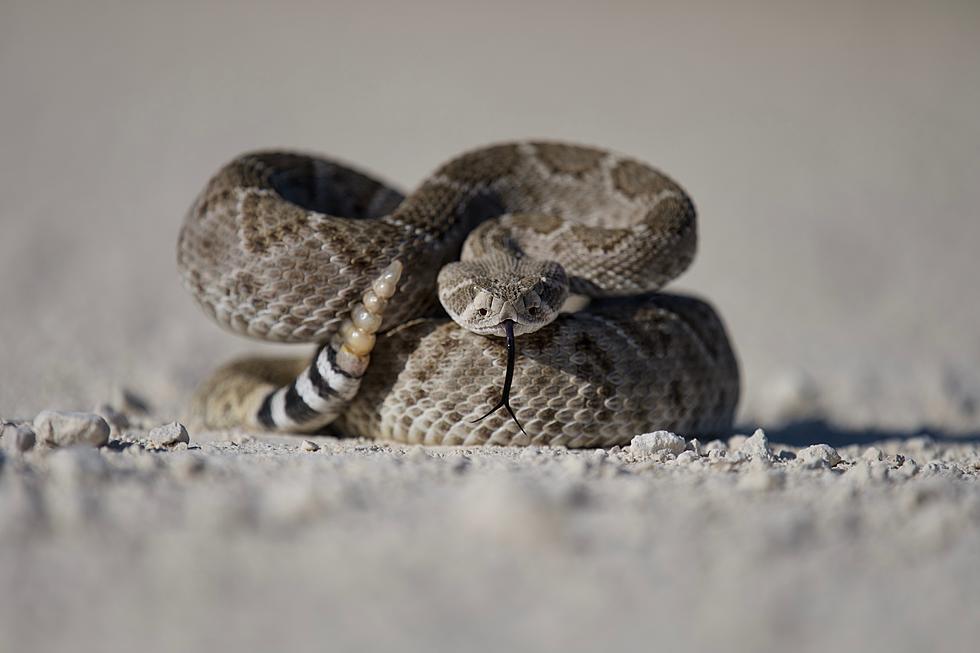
149,422,190,447
33,410,110,448
738,428,774,465
686,439,703,457
1,421,36,453
862,446,884,462
708,449,727,462
675,450,698,464
630,430,686,457
301,440,320,452
798,444,841,469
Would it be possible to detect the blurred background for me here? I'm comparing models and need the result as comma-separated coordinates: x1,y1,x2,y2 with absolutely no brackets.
2,0,978,435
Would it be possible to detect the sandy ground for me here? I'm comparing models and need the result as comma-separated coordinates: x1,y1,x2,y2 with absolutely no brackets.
2,427,979,653
2,1,979,651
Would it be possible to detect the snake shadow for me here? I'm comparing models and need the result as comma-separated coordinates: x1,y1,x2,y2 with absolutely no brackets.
750,418,980,448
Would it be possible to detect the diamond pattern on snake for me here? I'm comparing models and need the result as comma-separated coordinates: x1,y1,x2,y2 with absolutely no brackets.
177,141,739,447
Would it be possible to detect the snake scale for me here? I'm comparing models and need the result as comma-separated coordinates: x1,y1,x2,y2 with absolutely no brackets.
178,141,739,447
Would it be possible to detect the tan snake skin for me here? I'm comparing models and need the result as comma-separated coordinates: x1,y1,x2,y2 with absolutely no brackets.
178,142,739,446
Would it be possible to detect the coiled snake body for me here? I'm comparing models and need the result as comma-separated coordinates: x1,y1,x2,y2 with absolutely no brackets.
178,142,739,447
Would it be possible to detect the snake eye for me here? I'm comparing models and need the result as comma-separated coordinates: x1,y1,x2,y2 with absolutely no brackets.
477,308,488,317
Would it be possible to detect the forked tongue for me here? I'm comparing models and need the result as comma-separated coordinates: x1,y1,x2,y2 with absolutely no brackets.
472,319,527,435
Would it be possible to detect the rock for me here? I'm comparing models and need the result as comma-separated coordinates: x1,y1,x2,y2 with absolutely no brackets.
675,451,698,464
798,444,841,468
686,439,703,456
708,449,727,462
630,431,686,457
301,439,320,452
1,421,36,453
33,410,110,448
738,428,774,465
862,446,884,462
149,422,190,447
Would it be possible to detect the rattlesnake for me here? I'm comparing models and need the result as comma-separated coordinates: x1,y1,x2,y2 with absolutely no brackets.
177,141,739,447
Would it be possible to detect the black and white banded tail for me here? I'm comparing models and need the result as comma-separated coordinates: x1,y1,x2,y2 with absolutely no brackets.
250,261,403,432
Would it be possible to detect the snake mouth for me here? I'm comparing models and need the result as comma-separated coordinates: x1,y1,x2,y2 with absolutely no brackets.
466,318,539,338
471,319,527,435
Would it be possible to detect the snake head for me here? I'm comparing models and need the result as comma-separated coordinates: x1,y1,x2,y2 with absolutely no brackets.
437,254,568,337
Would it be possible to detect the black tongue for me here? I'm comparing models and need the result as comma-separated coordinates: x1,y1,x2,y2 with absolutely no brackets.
471,319,527,436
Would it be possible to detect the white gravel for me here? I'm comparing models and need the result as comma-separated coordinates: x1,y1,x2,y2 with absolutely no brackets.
798,443,843,469
32,411,110,448
1,424,978,653
148,421,190,447
630,430,687,457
